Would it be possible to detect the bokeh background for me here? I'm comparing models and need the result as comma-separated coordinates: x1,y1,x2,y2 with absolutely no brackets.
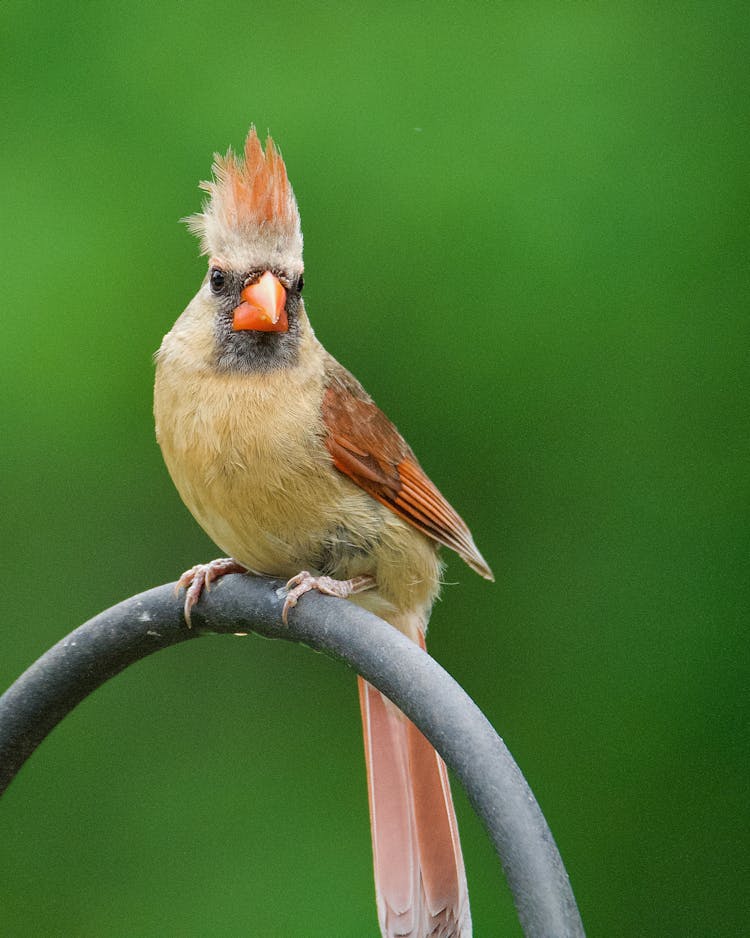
2,3,747,935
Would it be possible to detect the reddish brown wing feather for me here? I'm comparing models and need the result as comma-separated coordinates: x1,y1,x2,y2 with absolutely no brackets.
322,364,493,580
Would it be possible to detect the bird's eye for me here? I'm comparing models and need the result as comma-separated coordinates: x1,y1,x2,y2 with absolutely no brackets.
209,267,226,294
297,274,304,294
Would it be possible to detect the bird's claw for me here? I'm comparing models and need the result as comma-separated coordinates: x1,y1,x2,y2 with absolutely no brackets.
176,558,247,626
282,571,376,624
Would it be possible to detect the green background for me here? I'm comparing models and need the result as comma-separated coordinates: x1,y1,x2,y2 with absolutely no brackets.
2,3,747,935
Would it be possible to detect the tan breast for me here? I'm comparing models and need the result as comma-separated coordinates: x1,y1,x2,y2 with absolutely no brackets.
154,291,442,618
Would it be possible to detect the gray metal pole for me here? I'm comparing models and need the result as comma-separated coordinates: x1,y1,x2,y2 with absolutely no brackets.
0,574,585,937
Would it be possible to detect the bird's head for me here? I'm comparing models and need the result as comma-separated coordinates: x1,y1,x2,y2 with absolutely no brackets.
186,127,306,372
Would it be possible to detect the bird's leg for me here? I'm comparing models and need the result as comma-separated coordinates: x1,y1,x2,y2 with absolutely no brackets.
282,571,376,624
177,557,248,626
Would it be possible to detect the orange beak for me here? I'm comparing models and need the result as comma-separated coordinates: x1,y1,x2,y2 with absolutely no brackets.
231,271,288,332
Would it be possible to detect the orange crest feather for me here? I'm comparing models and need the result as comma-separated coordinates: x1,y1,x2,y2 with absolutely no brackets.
186,127,302,261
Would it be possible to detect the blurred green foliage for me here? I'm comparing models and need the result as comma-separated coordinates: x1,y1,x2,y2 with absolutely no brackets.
1,2,747,935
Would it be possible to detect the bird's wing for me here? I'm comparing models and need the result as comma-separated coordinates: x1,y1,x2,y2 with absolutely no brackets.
321,360,493,580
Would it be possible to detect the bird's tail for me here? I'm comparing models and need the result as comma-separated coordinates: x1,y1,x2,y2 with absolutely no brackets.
358,661,471,938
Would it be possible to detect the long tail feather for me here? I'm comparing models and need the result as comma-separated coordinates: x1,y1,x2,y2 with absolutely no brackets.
359,676,472,938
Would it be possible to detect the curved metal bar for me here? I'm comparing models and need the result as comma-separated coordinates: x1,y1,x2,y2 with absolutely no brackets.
0,574,584,937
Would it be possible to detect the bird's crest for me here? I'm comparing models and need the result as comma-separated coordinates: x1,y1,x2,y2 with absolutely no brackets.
186,127,302,264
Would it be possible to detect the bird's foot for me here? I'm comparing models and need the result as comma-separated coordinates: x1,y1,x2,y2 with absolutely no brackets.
282,571,376,624
176,558,248,626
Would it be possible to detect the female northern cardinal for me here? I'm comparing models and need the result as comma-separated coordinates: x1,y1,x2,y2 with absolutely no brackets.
154,127,493,938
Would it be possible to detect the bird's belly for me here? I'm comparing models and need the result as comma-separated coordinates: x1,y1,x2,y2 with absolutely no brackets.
184,461,374,579
156,382,382,580
154,356,441,614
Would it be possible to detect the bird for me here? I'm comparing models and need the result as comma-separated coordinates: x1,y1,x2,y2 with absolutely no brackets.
153,126,493,938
